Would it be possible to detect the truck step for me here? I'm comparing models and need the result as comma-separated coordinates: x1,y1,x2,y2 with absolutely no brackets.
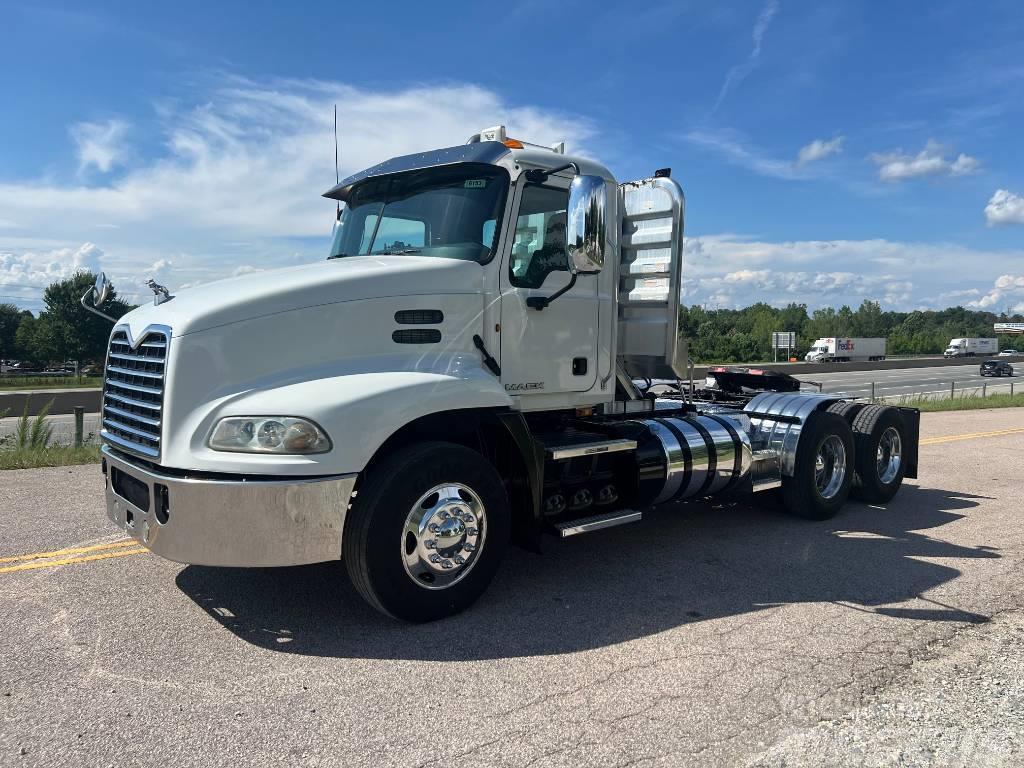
555,510,642,537
545,438,637,461
750,449,782,491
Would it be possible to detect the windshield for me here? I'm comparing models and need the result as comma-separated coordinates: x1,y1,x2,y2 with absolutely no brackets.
328,163,509,263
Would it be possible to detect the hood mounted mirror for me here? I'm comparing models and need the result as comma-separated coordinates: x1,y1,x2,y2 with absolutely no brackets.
79,271,118,324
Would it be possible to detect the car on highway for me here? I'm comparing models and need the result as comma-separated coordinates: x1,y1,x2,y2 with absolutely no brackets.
979,359,1014,377
998,349,1018,357
5,361,41,372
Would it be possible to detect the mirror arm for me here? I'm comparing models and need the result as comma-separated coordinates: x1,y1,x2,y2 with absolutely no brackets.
80,287,118,324
526,272,577,311
524,161,580,185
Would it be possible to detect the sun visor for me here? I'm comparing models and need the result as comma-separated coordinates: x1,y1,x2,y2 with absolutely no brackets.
323,142,510,201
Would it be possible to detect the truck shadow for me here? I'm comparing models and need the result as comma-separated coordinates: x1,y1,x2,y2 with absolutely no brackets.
175,484,998,661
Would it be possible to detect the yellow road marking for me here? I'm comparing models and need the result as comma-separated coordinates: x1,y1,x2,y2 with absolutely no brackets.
0,538,138,565
0,546,148,574
1,423,1020,574
920,426,1024,446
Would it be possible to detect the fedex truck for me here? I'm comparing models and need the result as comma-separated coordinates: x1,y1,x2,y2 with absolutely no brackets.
944,338,998,358
804,338,886,363
84,126,920,622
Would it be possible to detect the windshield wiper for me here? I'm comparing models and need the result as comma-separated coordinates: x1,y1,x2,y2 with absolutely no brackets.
378,248,421,255
327,253,350,260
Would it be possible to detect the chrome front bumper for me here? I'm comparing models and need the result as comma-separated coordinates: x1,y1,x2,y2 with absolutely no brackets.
101,446,357,567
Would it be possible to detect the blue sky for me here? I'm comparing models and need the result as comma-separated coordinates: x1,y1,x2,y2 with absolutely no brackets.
1,0,1023,312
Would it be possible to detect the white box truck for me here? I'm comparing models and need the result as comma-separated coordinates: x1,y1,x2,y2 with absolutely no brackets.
944,338,998,358
804,338,886,363
84,125,920,622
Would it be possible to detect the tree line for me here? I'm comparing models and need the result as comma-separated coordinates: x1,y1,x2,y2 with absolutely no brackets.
1,272,1021,367
0,272,132,365
682,300,1023,363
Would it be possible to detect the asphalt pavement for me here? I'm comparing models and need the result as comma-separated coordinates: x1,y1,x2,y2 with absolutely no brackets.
1,409,1024,766
796,361,1019,400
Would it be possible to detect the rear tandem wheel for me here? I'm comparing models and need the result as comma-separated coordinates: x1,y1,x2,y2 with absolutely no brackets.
780,411,855,520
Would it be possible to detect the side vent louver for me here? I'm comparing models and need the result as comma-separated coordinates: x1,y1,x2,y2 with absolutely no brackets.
393,329,441,344
395,309,444,324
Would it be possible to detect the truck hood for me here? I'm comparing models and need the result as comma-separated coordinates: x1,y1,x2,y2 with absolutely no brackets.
119,256,484,337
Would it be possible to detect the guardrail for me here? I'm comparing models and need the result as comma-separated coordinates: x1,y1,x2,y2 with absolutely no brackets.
816,377,1020,404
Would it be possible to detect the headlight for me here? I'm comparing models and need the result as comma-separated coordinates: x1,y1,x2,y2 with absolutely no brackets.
208,417,332,454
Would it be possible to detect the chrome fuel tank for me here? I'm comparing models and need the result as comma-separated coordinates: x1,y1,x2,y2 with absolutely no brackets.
629,414,753,505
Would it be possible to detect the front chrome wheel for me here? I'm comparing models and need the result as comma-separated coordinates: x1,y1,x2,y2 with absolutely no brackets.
814,435,848,500
401,483,486,591
876,426,902,484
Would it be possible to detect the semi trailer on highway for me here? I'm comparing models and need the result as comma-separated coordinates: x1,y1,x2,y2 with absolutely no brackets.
804,337,887,363
944,338,998,357
87,126,921,622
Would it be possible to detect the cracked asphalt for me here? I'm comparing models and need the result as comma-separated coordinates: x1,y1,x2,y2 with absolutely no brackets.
2,408,1023,767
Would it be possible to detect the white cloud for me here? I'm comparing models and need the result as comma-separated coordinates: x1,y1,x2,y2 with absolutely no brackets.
2,77,1021,316
949,153,980,176
684,131,844,179
0,243,105,308
680,234,1024,310
795,136,843,167
968,274,1024,313
0,77,593,303
985,189,1024,226
683,131,804,180
713,0,780,113
71,119,130,175
869,140,980,182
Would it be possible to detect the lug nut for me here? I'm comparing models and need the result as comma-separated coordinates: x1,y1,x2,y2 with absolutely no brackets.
441,560,453,569
425,540,436,549
429,554,441,563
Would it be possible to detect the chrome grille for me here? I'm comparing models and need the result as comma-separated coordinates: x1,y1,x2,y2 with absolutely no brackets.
101,328,168,459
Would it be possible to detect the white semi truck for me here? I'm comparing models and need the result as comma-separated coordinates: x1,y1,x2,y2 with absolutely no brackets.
804,337,886,363
87,126,920,622
944,337,998,358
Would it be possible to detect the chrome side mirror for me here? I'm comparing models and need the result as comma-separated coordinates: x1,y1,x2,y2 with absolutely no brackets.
566,175,606,274
93,272,111,306
80,271,117,324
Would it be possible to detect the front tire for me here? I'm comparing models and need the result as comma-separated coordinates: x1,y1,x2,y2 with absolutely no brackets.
781,411,855,520
850,405,906,504
344,441,510,622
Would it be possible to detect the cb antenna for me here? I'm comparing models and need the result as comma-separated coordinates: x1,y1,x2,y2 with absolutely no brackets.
334,104,341,221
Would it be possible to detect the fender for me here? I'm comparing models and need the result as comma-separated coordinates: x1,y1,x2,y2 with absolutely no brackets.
164,368,514,475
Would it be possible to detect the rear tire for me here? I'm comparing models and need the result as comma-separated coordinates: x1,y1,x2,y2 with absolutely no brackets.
850,405,906,504
781,411,855,520
827,401,866,423
344,441,510,622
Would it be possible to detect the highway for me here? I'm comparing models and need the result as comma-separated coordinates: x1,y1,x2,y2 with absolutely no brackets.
795,361,1018,401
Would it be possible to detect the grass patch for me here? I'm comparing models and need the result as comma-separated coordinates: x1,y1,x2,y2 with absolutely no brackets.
0,445,101,470
897,392,1024,412
0,376,103,390
0,399,100,468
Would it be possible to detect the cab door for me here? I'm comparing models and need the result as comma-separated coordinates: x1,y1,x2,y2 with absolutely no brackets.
498,180,598,396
